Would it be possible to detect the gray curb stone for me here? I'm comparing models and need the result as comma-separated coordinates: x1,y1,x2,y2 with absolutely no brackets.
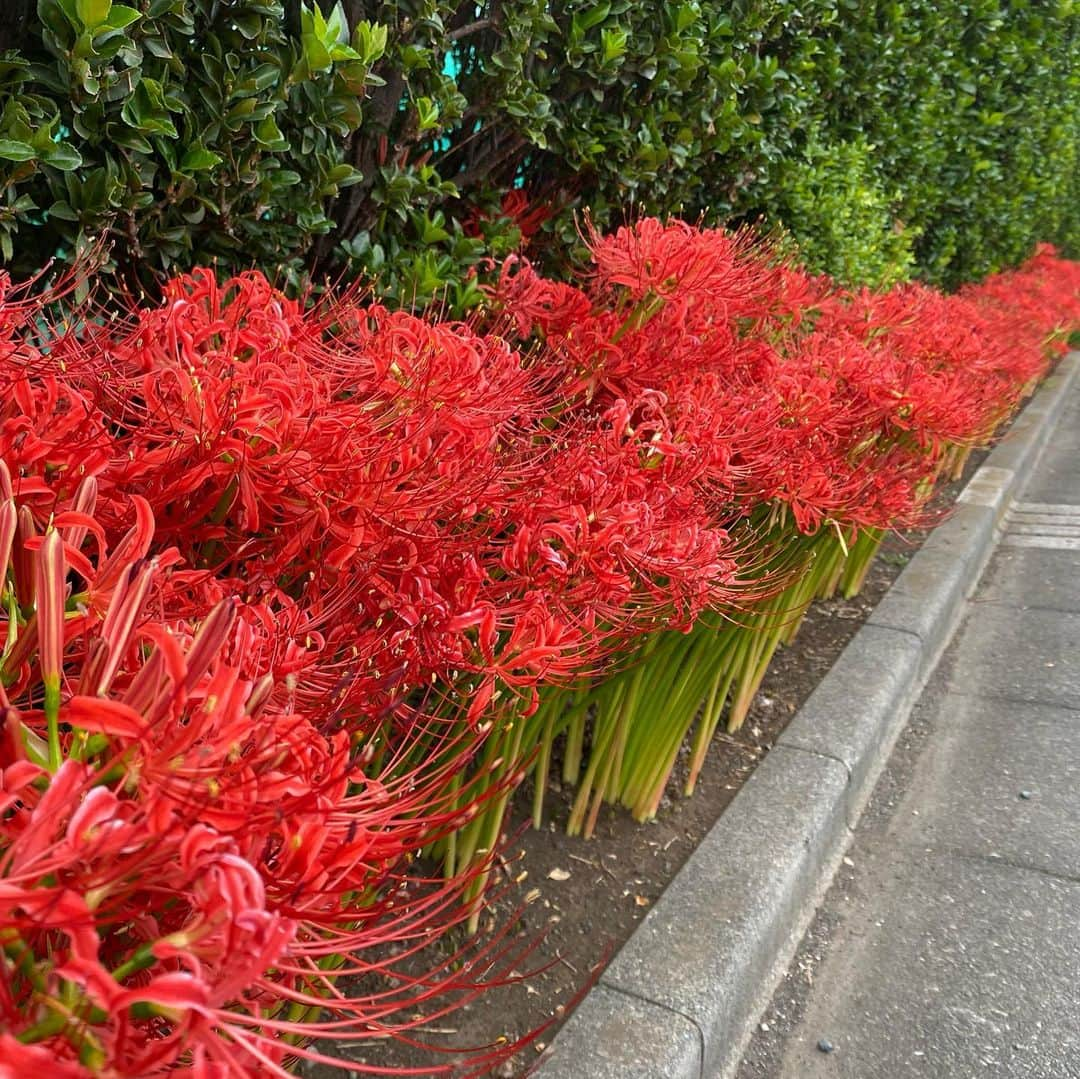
777,624,920,828
533,352,1079,1079
599,746,848,1079
533,986,703,1079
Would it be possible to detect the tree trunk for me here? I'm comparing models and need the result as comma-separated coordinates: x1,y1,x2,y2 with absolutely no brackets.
0,0,35,52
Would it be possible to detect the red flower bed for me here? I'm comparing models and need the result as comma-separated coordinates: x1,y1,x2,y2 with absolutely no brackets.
1,222,1078,1074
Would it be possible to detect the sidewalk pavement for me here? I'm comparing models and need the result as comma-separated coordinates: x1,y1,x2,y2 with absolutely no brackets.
736,382,1080,1079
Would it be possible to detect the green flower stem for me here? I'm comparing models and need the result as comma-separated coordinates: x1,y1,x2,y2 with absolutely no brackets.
44,676,61,773
566,681,623,835
530,700,558,829
684,645,740,795
561,695,587,786
840,527,883,598
464,714,526,933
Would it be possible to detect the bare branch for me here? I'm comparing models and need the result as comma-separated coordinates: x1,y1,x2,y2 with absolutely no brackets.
448,18,494,42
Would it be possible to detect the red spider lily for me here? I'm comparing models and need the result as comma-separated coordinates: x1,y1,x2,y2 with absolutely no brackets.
0,227,1077,1079
499,189,556,243
487,218,1080,825
496,220,1080,537
44,272,563,708
0,483,546,1076
464,188,556,245
585,217,779,311
24,267,758,740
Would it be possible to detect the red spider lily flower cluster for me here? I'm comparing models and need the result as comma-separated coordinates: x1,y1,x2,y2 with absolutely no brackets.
0,466,547,1076
35,267,747,713
487,220,1080,824
463,188,557,246
495,220,1080,536
1,222,1079,1074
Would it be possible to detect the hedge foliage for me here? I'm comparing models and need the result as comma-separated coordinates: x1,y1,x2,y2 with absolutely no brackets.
0,0,385,287
1,0,1078,299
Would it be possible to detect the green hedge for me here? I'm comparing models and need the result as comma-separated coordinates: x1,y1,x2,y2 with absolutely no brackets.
0,0,384,287
2,0,1078,299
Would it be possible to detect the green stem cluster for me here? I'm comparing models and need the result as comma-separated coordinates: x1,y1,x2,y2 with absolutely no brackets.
421,521,890,907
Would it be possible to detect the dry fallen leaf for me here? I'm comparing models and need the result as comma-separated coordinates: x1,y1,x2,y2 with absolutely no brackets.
547,867,571,881
634,895,650,907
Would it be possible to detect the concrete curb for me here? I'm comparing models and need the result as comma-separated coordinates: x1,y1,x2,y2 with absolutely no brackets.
533,351,1080,1079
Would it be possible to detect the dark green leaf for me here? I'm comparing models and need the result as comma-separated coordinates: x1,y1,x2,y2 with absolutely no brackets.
0,140,36,162
41,142,83,170
179,145,224,172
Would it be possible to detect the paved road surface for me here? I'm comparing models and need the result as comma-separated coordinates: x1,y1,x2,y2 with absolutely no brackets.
736,384,1080,1079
